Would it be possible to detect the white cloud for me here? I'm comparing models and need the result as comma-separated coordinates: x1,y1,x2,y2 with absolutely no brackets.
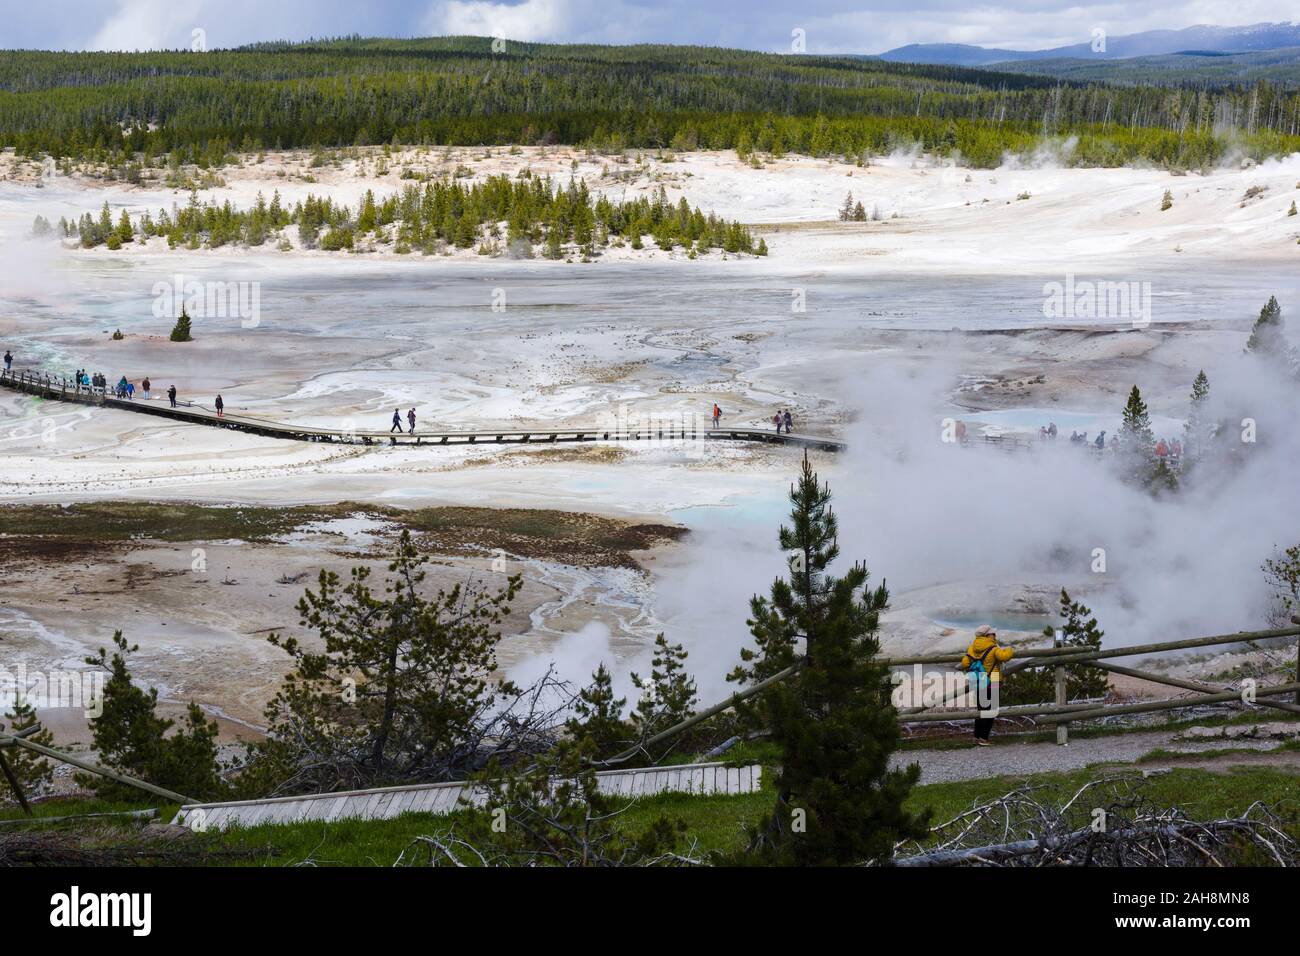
88,0,204,52
423,0,572,42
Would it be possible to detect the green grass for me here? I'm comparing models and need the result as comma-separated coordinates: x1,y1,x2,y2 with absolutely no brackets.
215,763,1300,865
1138,739,1300,763
6,758,1297,865
0,796,181,825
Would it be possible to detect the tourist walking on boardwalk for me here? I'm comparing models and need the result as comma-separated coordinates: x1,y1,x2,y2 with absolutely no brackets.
3,350,11,372
390,408,402,433
962,624,1014,746
167,385,177,408
141,377,151,399
214,394,224,418
711,403,721,428
126,381,135,400
1094,430,1106,450
116,376,129,398
407,407,416,434
772,411,783,434
783,409,793,434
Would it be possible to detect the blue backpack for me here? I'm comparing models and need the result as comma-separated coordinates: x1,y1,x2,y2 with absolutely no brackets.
967,644,997,693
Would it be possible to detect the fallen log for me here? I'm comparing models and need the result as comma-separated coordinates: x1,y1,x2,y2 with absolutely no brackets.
895,820,1267,867
1035,682,1300,724
1087,660,1300,716
0,734,195,805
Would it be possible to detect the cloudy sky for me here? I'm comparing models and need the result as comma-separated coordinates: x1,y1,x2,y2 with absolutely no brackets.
1,0,1296,55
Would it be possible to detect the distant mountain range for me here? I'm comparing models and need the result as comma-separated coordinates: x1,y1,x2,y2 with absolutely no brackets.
990,46,1300,87
877,21,1300,67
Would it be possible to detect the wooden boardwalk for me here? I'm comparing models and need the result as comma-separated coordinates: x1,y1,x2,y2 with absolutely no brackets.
1,367,845,452
171,762,762,832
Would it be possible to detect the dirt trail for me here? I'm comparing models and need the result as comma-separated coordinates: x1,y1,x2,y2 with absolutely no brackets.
893,730,1300,784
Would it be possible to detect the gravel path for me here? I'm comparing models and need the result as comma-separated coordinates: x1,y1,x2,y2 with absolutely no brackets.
891,731,1289,784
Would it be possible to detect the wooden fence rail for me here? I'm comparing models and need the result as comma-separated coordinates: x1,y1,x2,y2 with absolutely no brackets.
604,625,1300,757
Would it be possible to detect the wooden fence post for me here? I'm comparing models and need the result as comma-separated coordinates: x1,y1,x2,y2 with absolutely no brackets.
1054,627,1068,746
1292,617,1300,705
0,751,33,816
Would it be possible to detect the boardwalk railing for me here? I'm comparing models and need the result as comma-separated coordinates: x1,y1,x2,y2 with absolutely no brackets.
593,625,1300,763
170,762,762,832
0,366,845,451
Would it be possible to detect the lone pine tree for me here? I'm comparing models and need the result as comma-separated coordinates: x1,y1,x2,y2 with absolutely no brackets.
629,633,698,758
566,663,628,758
248,530,523,792
1246,295,1285,357
1004,589,1107,705
0,699,55,806
169,307,193,342
1183,369,1210,461
82,631,226,802
1117,384,1155,482
732,454,928,865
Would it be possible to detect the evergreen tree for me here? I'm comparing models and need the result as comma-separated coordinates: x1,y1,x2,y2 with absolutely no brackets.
82,631,226,802
565,663,627,757
630,634,697,747
1246,295,1286,357
1160,189,1173,211
169,306,193,342
838,191,855,222
115,209,134,243
733,455,929,865
735,129,753,161
0,699,55,805
245,530,522,792
1183,369,1210,461
1263,543,1300,628
357,189,378,233
1118,385,1154,457
1003,589,1107,705
1148,457,1179,495
545,223,564,259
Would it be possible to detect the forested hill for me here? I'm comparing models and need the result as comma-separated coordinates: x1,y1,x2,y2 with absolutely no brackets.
2,36,1299,168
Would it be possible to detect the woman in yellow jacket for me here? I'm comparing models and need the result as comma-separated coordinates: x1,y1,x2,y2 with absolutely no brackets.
961,624,1015,746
